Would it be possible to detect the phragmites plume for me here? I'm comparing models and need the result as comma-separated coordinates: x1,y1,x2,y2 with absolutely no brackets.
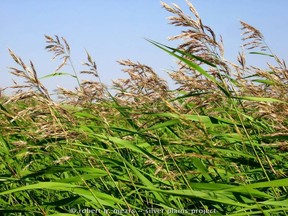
45,35,70,72
80,50,99,78
160,1,218,55
113,59,169,106
240,21,267,51
160,0,230,80
8,49,51,100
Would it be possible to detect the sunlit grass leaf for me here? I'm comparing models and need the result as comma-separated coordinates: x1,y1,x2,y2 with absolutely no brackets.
145,39,216,67
138,187,250,207
146,39,216,79
146,39,231,97
252,79,275,85
245,178,288,188
140,119,180,131
121,158,170,206
191,158,213,181
0,135,11,154
249,52,274,57
95,134,162,162
261,199,288,207
44,195,83,206
21,166,107,179
145,112,243,126
0,182,80,195
0,182,125,207
170,91,213,101
74,111,101,120
110,126,139,135
191,183,272,199
58,174,108,183
233,96,287,103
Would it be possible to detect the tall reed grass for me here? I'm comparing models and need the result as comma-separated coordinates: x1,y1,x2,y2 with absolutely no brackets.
0,1,287,215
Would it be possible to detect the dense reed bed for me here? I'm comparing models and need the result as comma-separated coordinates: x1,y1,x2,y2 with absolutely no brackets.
0,1,287,215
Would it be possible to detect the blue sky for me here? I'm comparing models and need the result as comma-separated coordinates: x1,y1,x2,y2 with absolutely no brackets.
1,0,288,94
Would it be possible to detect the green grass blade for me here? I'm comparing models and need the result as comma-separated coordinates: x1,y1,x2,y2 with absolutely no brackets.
138,187,250,207
96,134,162,162
40,72,77,79
146,39,217,67
121,158,170,206
233,96,287,103
252,79,275,85
0,182,125,207
146,39,231,97
140,119,180,132
170,91,213,101
249,52,274,57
